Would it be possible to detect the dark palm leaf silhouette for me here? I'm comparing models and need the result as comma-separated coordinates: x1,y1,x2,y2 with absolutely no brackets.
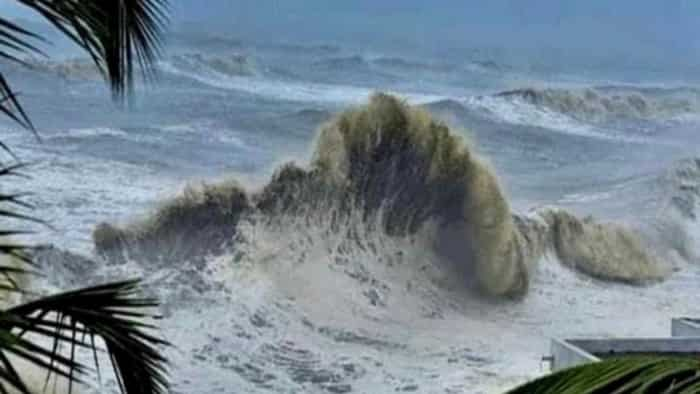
507,357,700,394
6,280,169,394
0,1,170,393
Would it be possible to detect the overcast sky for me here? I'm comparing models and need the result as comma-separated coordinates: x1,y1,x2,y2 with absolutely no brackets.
2,0,698,64
170,1,699,50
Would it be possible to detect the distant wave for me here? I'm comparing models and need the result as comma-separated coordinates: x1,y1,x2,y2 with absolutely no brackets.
278,108,333,126
493,86,700,123
371,56,453,73
372,56,432,70
94,94,668,300
158,57,445,105
312,55,370,70
420,99,481,126
18,57,103,81
10,52,258,82
422,99,471,115
312,54,481,76
171,31,244,49
166,53,258,78
310,55,407,83
159,59,373,103
269,42,341,55
464,94,630,141
460,84,700,141
372,56,507,75
468,59,508,73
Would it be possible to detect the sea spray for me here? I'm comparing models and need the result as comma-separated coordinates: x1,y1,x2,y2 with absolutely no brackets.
94,93,668,297
312,94,530,296
0,245,80,392
94,180,249,267
536,208,667,283
647,157,700,264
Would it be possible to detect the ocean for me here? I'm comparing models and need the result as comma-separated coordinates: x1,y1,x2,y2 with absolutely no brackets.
2,30,700,393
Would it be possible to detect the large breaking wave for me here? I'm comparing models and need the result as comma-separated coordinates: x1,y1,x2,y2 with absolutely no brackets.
92,94,668,298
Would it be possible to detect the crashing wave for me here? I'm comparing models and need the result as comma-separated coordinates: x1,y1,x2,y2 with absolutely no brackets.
94,180,249,267
495,86,700,123
537,208,666,283
647,158,700,263
94,94,668,298
662,158,700,221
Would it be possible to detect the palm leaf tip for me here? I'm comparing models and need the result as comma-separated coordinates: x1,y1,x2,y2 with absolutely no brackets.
100,0,170,99
6,279,170,394
508,356,700,394
10,0,169,101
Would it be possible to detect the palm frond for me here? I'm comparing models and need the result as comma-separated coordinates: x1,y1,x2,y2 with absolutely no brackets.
0,3,171,392
14,0,169,99
0,0,168,132
0,16,44,135
0,17,46,58
507,357,700,394
0,163,39,295
0,73,35,135
1,279,170,394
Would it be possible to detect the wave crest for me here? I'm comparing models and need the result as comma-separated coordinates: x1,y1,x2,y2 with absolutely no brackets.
495,86,700,122
94,94,668,298
167,53,257,77
539,208,666,283
94,180,250,267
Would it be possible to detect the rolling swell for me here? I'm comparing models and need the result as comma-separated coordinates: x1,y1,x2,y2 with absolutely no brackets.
14,57,103,81
11,52,258,81
313,55,369,70
165,53,257,77
95,94,667,298
495,86,700,122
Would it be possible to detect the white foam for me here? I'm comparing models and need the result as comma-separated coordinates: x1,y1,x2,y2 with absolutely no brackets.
53,127,128,138
8,143,178,252
464,95,650,143
143,208,700,394
559,191,614,204
160,123,200,134
160,122,256,150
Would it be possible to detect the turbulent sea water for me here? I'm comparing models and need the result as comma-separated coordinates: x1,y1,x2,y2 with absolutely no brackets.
3,34,700,393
